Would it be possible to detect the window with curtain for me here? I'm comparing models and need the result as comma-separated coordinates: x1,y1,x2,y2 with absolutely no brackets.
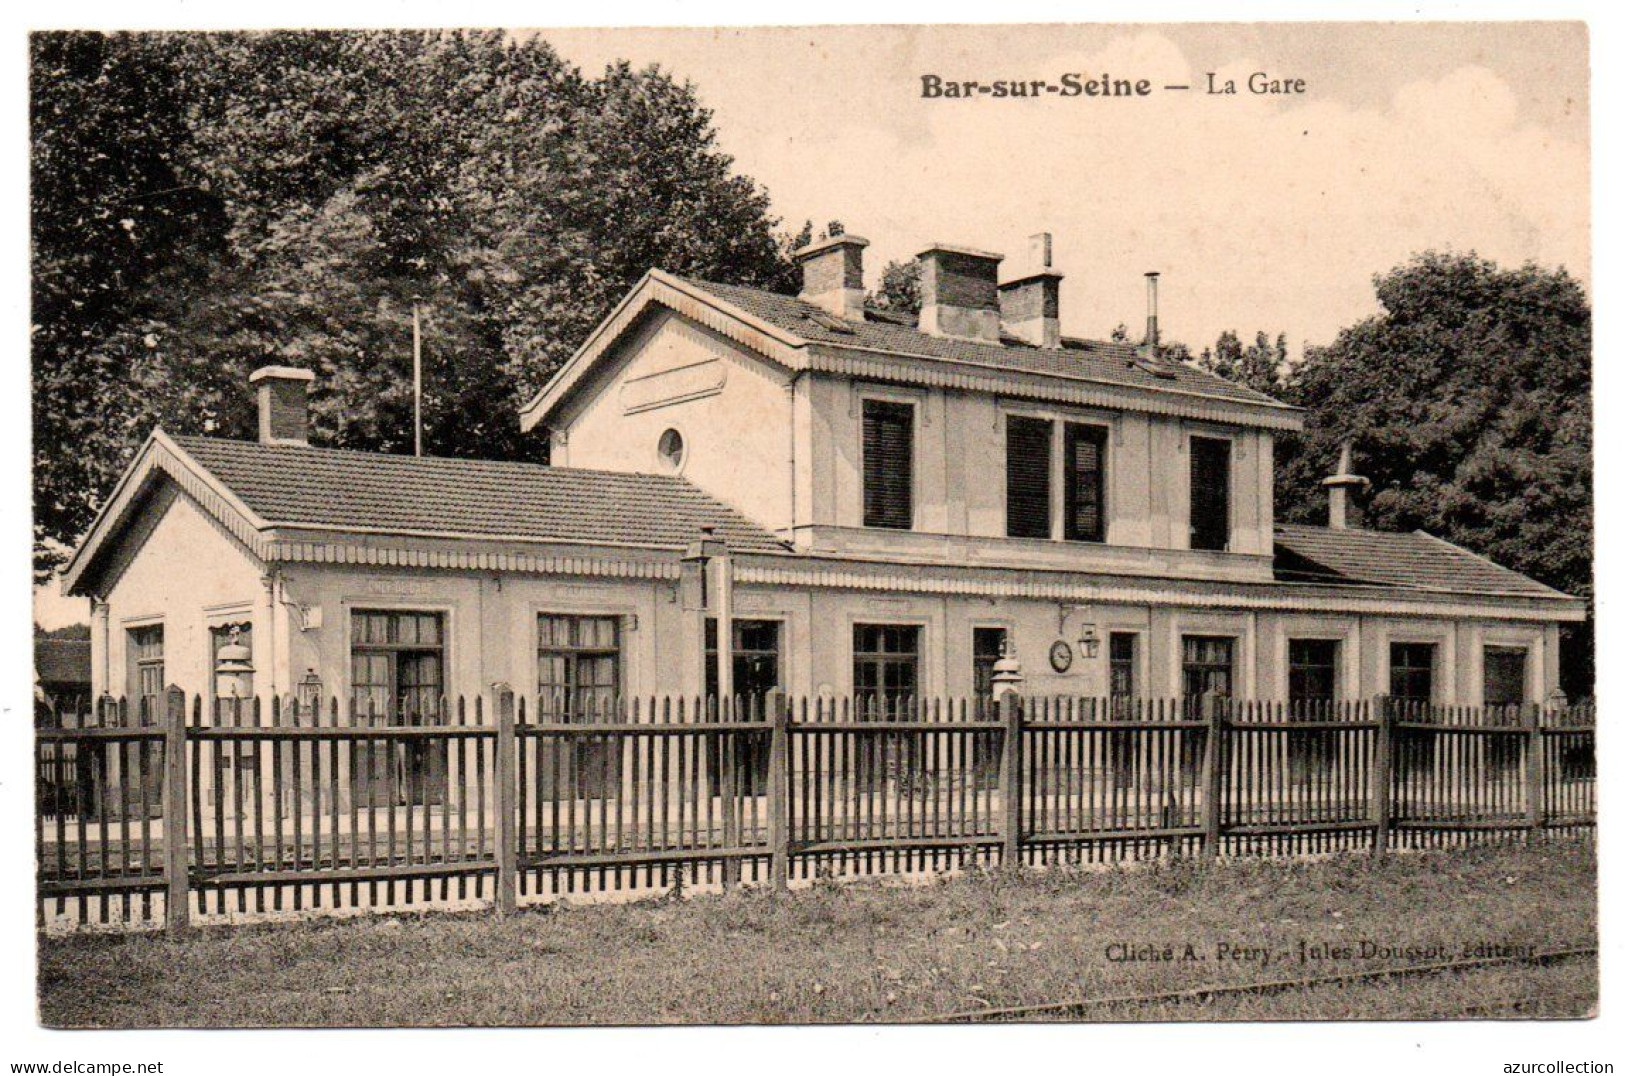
536,614,621,719
1064,423,1108,542
349,610,447,806
126,624,164,722
537,614,624,800
862,399,914,529
1005,415,1052,539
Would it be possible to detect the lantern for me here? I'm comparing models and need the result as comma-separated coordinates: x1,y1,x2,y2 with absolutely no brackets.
1078,623,1101,660
296,668,324,719
213,626,255,699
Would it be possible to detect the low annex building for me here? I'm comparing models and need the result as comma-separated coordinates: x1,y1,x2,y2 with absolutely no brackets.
64,232,1584,717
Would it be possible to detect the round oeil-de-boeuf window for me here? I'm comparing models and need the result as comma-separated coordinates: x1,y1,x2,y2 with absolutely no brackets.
657,428,686,473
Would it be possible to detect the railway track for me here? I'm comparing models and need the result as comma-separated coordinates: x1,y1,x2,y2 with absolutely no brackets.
925,945,1598,1022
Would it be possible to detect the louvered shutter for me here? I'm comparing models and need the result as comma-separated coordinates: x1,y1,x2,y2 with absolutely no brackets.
1005,415,1053,538
1189,436,1231,551
1064,423,1108,542
862,400,914,529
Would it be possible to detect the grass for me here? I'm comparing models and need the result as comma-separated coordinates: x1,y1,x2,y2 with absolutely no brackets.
38,841,1595,1027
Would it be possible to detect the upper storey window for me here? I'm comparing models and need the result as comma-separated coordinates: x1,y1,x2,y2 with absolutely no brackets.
862,399,914,529
1063,423,1108,543
1005,416,1052,539
1005,415,1109,543
1189,435,1232,552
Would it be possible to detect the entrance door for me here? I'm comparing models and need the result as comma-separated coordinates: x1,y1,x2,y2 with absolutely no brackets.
706,619,781,795
1483,646,1528,774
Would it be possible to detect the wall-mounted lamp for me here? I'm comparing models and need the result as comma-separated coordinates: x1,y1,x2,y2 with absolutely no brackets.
1078,623,1101,660
296,668,324,718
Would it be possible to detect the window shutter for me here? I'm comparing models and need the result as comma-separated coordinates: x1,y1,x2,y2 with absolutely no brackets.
1189,436,1231,551
1064,423,1108,542
1005,415,1052,538
862,400,914,529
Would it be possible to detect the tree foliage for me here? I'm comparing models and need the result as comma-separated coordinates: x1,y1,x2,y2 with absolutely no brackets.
867,258,921,316
1275,252,1592,694
32,30,803,579
1195,330,1287,397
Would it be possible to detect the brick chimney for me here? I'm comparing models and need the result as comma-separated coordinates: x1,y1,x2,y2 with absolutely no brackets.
249,366,315,446
918,243,1004,342
1322,441,1370,529
998,233,1064,348
794,233,869,321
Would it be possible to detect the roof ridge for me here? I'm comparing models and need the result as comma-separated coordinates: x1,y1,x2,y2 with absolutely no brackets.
674,274,1295,412
174,434,715,488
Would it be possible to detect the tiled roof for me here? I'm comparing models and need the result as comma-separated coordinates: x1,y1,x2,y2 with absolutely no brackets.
1273,523,1569,599
682,277,1292,410
35,638,91,687
173,436,789,555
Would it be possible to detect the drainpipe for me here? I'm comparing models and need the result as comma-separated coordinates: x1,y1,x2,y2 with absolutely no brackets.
682,526,732,709
91,597,110,698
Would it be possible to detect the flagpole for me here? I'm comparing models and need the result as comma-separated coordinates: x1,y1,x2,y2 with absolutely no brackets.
412,301,423,457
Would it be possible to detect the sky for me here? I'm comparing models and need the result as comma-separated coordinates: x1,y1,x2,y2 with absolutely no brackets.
31,21,1590,630
542,22,1589,351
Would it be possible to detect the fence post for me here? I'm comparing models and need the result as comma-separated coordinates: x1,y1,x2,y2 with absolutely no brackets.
1371,696,1392,859
163,684,190,930
1525,703,1544,845
1200,690,1224,859
493,684,517,915
999,691,1023,870
767,690,791,892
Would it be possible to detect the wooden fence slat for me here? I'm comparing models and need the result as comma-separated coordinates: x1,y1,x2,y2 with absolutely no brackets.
163,685,190,929
493,685,517,915
1371,698,1392,858
768,691,790,891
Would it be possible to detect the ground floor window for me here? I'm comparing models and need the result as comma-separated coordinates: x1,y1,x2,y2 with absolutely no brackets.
537,613,623,800
1181,635,1234,702
537,614,620,718
970,627,1007,788
1287,639,1339,783
853,624,920,719
1389,642,1438,778
1483,645,1529,773
854,623,922,790
1108,633,1139,787
126,624,165,722
350,609,447,806
1388,642,1435,708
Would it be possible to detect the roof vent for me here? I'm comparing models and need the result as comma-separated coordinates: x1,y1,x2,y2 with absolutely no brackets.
802,309,856,335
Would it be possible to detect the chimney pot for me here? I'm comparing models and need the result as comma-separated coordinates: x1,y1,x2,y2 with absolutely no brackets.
249,366,315,446
999,232,1064,348
793,234,869,321
1321,440,1369,529
918,243,1004,342
1143,271,1161,355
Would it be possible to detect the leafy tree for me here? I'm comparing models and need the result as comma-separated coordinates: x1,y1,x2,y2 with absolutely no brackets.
868,258,921,316
1276,252,1592,696
1194,329,1287,396
32,31,803,579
